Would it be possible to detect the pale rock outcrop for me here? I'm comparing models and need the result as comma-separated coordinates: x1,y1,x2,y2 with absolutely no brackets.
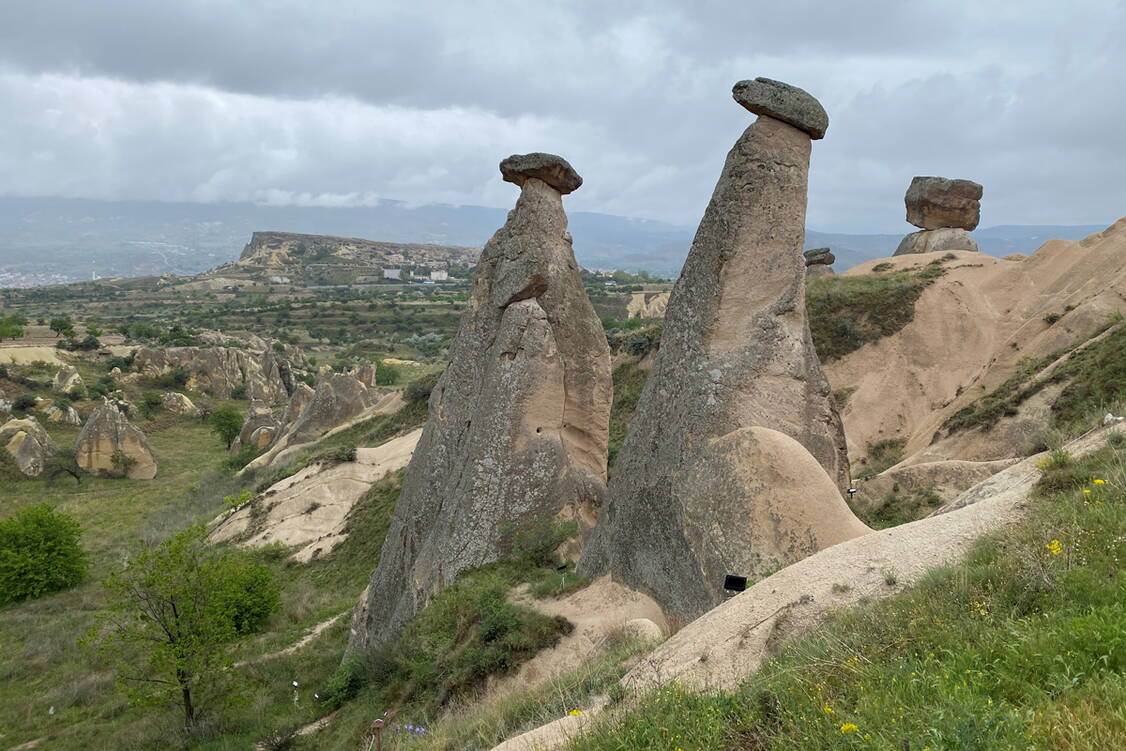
895,176,982,255
354,362,377,388
579,79,863,625
804,247,835,277
1,416,57,476
349,152,612,652
232,401,279,453
74,402,157,479
52,365,83,392
45,403,81,425
278,381,314,434
284,371,375,447
133,344,292,403
161,391,199,416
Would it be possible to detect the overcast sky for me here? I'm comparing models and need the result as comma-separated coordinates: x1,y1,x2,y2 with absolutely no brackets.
0,1,1123,232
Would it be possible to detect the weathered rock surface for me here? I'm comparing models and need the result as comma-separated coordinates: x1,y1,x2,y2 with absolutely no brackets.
500,153,583,194
133,344,292,403
284,371,375,446
349,153,612,652
894,227,980,255
1,416,57,476
161,391,199,416
45,403,81,425
804,247,836,277
52,365,83,392
74,402,157,479
732,77,829,139
579,82,862,625
232,401,279,453
905,176,983,231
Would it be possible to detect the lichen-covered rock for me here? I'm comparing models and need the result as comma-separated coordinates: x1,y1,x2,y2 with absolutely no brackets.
349,153,611,652
74,402,157,479
1,416,57,476
232,401,279,453
894,228,980,255
804,247,834,266
732,77,829,139
52,365,84,392
905,176,983,231
45,404,81,425
579,81,863,625
133,344,292,403
161,391,199,416
500,152,583,194
284,372,374,446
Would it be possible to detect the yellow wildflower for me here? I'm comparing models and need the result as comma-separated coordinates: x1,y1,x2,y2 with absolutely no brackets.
1045,539,1063,555
1093,478,1106,484
840,723,859,733
822,705,834,714
1083,489,1092,494
568,709,581,716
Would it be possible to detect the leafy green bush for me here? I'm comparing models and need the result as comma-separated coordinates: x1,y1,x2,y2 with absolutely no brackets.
856,438,906,479
608,363,647,472
154,367,188,389
230,382,248,400
0,504,88,604
405,370,441,405
12,393,37,413
375,360,400,386
139,390,163,418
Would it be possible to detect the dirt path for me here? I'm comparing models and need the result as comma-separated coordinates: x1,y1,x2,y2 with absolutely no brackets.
238,612,346,668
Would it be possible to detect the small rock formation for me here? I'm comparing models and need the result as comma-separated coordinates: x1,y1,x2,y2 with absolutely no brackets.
895,176,982,255
232,401,279,453
348,152,612,652
284,371,375,446
579,79,866,625
161,391,199,416
75,402,157,479
45,403,82,425
133,343,293,403
355,362,377,388
804,247,836,277
52,365,84,392
1,416,58,476
278,381,314,434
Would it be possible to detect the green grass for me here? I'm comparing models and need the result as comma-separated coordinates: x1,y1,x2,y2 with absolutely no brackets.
855,438,906,480
564,438,1126,751
806,259,948,361
944,321,1126,434
857,487,944,530
608,363,648,472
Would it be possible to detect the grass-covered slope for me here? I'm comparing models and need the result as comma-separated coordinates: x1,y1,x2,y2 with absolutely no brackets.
564,436,1126,750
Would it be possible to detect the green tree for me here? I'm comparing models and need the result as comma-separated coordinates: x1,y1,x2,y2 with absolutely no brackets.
0,504,88,604
0,316,25,342
48,316,75,338
91,526,279,729
85,323,103,338
208,406,243,449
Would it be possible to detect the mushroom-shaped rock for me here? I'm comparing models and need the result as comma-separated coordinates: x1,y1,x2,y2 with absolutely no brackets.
161,391,199,416
1,416,58,476
579,80,861,626
75,402,157,479
804,247,835,266
894,228,980,255
52,365,83,392
348,152,611,653
905,176,983,231
500,152,583,194
233,401,279,453
733,77,829,139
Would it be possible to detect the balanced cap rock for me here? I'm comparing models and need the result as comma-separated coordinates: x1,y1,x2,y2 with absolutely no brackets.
349,152,612,652
579,80,867,625
895,176,982,255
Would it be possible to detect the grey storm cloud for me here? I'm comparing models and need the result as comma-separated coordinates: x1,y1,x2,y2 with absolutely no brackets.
0,0,1123,231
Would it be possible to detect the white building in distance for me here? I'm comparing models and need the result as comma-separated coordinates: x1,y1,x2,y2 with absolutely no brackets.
383,267,402,280
430,269,449,281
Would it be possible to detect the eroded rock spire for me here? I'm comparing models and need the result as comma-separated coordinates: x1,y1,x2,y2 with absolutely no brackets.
579,79,868,624
348,153,612,652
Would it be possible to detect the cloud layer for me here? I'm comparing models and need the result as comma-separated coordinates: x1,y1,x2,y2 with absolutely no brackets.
0,1,1123,231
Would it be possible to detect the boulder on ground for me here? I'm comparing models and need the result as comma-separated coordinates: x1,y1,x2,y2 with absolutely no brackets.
45,404,81,425
894,227,980,255
1,416,58,476
905,176,983,231
232,401,279,453
580,79,862,626
161,391,199,416
74,402,157,479
349,152,612,653
52,365,84,392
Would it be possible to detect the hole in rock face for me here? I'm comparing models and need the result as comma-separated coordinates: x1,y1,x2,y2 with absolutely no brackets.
536,427,543,434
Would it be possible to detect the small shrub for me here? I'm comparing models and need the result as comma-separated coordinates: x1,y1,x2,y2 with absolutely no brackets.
12,393,37,413
0,504,88,604
856,438,905,479
155,367,188,389
230,383,248,400
375,360,400,386
405,371,441,405
1044,312,1062,325
139,390,163,419
110,449,138,478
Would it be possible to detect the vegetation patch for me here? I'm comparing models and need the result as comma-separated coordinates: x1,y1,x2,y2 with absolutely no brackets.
566,438,1126,751
855,438,906,479
608,363,648,472
857,487,944,529
0,504,88,604
944,321,1126,434
806,259,948,361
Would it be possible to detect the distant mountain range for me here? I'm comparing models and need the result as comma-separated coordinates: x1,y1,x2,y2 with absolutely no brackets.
0,196,1110,286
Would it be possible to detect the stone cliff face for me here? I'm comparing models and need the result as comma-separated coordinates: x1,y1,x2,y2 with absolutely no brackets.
579,80,867,625
348,153,612,653
133,344,294,404
237,231,480,268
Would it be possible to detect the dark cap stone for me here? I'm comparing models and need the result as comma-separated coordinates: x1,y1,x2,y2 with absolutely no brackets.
500,152,583,194
732,78,829,140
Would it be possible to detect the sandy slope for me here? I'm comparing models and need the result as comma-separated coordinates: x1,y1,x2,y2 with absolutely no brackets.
827,217,1126,464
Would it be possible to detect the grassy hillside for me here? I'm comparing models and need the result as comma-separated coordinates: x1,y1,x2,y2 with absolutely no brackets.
563,436,1126,750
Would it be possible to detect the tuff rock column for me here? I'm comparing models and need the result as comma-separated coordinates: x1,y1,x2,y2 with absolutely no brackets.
579,78,868,625
348,153,612,652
